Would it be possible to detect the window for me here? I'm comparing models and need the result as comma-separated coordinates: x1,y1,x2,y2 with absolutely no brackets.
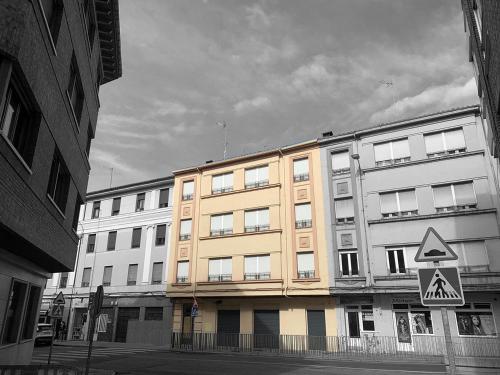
0,83,39,167
339,250,358,276
208,258,232,282
380,190,418,218
424,129,466,157
1,280,27,344
432,182,476,212
59,272,68,288
374,139,410,166
127,264,138,286
72,195,82,231
152,262,163,284
135,193,145,212
102,266,112,287
155,224,166,246
131,227,142,248
340,233,353,247
210,213,233,236
361,305,375,331
387,248,406,274
293,158,309,182
297,252,315,279
410,309,433,335
212,172,233,194
85,125,92,157
67,56,84,125
335,198,354,224
472,0,482,40
337,182,349,194
107,231,117,251
91,201,100,219
21,285,41,340
111,197,121,216
39,0,63,45
295,203,312,229
145,307,163,321
244,255,271,280
47,149,70,213
86,234,96,253
448,241,490,272
159,188,169,208
332,151,350,174
182,180,194,201
83,0,96,49
245,165,269,188
456,303,496,336
81,267,91,287
176,261,189,283
179,219,192,241
245,209,270,232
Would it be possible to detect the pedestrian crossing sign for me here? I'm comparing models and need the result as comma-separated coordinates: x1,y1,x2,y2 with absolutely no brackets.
417,267,464,306
49,304,64,318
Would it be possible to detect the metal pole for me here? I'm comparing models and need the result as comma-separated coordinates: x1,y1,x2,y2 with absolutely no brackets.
84,313,96,375
47,318,56,364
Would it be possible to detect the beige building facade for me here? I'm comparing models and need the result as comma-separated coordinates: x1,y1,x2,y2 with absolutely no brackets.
167,141,337,341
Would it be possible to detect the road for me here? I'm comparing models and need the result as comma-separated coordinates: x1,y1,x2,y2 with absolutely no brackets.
32,344,447,375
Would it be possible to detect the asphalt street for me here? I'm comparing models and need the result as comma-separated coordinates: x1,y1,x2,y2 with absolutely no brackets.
32,344,448,375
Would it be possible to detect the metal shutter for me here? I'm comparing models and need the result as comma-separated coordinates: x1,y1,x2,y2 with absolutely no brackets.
217,310,240,347
254,310,279,349
307,310,326,350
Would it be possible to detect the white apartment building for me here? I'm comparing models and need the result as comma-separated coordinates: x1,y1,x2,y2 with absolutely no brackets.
42,177,174,345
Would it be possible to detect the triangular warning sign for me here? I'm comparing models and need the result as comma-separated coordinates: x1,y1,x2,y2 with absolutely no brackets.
54,291,65,305
423,269,461,300
414,227,458,262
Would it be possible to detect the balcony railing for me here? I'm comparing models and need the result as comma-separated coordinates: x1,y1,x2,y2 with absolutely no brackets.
382,210,418,218
427,148,466,158
182,194,193,201
210,229,233,237
245,180,269,189
244,225,270,233
332,167,350,175
375,157,411,167
436,204,477,213
295,220,312,229
244,272,271,280
293,173,309,182
297,270,315,279
176,276,189,283
208,274,232,282
212,187,233,194
179,234,191,241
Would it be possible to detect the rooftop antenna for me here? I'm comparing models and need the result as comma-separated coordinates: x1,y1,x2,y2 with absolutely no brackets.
109,168,113,188
217,121,228,160
379,78,400,119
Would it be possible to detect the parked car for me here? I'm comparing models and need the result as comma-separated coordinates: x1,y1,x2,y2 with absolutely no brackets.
35,323,53,346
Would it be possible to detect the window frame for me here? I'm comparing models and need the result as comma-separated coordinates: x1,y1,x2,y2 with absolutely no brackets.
293,158,309,182
152,262,163,284
81,267,91,287
296,251,315,279
86,234,96,253
208,257,232,282
339,250,359,277
379,189,418,218
179,219,192,241
244,254,271,280
111,197,121,216
102,265,113,287
455,302,497,337
182,180,194,201
244,208,270,232
176,261,189,283
0,279,29,345
432,182,477,212
212,172,234,194
158,188,169,208
135,192,145,212
155,224,167,246
91,201,100,219
424,128,467,157
107,231,117,251
374,138,411,166
127,264,138,286
295,203,312,229
334,198,355,224
210,213,233,236
386,248,407,275
131,227,142,248
331,151,351,175
245,165,269,189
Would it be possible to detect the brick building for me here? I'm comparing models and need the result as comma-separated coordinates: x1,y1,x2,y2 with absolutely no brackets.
0,0,121,364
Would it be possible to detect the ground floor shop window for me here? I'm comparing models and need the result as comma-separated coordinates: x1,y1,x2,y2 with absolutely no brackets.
393,304,434,344
346,305,374,338
455,303,497,336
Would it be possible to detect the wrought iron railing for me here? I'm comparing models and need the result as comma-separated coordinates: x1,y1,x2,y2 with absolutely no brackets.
244,272,271,280
295,220,312,229
244,225,270,233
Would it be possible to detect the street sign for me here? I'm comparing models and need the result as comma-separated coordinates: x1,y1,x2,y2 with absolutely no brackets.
414,227,458,262
417,267,464,306
89,285,104,318
49,304,64,318
54,292,65,305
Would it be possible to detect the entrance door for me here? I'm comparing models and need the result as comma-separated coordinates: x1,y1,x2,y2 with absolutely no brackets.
217,310,240,347
254,310,279,349
97,307,114,342
115,307,140,342
345,307,362,350
394,311,413,352
307,310,326,350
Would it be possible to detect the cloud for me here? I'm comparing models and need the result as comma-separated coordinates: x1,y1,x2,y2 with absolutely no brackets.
90,148,146,177
369,78,478,124
246,4,271,29
234,96,271,114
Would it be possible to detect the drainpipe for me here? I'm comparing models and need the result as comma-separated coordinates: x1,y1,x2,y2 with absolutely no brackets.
278,148,290,298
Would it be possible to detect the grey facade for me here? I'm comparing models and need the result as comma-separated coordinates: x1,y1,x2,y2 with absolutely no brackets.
0,0,121,364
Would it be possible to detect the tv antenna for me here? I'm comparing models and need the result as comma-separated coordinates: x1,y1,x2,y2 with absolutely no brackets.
217,121,228,160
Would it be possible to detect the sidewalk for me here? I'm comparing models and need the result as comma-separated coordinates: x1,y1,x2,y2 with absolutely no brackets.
54,339,171,350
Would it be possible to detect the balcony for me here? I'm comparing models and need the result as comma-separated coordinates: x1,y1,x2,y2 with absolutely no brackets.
208,274,232,282
244,225,270,233
212,187,233,195
176,276,189,283
297,270,315,279
245,180,269,189
293,173,309,182
295,220,312,229
179,234,191,241
182,194,193,201
244,272,271,280
210,229,233,237
382,210,418,219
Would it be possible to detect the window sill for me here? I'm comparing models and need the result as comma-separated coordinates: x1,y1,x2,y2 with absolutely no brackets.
199,229,282,240
1,132,33,175
196,279,283,286
292,277,320,282
335,276,365,281
171,282,192,287
46,194,66,219
367,208,496,225
373,274,417,281
201,183,281,199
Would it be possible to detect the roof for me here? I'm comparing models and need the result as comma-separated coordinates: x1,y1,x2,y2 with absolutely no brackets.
86,175,174,200
95,0,122,84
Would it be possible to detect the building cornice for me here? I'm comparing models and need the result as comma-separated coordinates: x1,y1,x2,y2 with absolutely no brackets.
86,176,174,200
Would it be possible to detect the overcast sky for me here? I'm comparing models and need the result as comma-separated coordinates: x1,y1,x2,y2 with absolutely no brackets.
88,0,478,191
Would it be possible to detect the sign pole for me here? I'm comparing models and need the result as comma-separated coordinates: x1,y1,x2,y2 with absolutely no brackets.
84,312,96,375
47,318,56,364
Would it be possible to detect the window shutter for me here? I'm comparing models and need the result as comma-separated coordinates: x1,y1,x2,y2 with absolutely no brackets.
297,252,314,272
131,228,142,247
424,133,443,154
454,183,475,205
398,190,417,211
335,199,354,218
127,264,138,284
152,262,163,283
374,142,391,162
433,185,454,207
332,152,350,170
107,231,117,250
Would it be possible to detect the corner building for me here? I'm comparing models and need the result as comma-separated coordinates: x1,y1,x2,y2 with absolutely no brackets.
167,141,336,345
320,106,500,350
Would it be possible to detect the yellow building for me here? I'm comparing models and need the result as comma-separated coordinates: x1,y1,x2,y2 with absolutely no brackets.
166,141,336,344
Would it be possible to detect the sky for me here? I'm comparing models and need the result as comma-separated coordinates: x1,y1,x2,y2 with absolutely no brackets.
88,0,478,191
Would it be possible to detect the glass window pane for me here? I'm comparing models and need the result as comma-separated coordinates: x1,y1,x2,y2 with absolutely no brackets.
335,199,354,218
245,211,257,227
295,204,311,221
445,129,465,150
341,253,349,275
225,173,233,188
183,181,194,195
294,158,309,175
398,190,417,211
258,166,268,181
332,152,350,170
259,209,269,225
180,220,192,234
392,139,410,159
433,185,453,207
177,262,188,277
211,215,222,231
212,175,222,190
397,250,406,273
260,255,270,273
388,251,397,273
380,193,398,213
245,169,256,184
209,259,218,275
350,253,359,275
245,256,258,273
425,133,444,154
374,142,391,162
297,252,314,272
22,285,41,339
221,258,232,274
224,214,233,230
1,281,27,344
454,183,475,205
463,241,489,267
